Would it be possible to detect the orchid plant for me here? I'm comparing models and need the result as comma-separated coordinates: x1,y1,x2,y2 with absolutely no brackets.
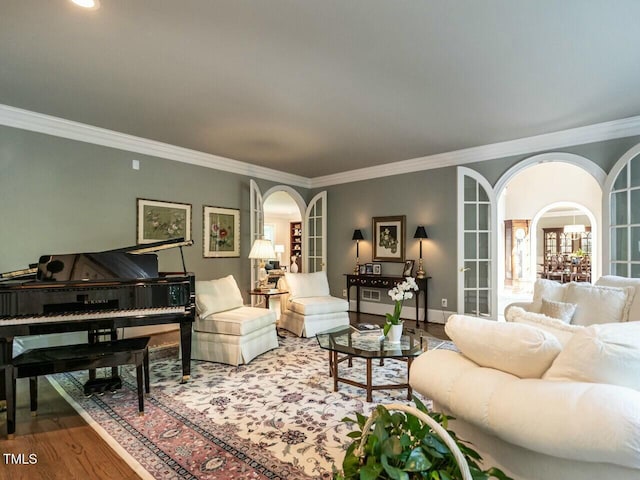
384,277,419,335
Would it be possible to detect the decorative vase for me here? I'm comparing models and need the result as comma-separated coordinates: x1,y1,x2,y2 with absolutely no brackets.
386,322,403,344
290,255,299,273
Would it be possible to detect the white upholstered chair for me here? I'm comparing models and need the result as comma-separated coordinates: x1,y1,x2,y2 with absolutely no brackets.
191,275,278,366
278,271,349,337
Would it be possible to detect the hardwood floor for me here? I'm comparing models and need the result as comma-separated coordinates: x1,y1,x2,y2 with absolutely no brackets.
0,314,447,480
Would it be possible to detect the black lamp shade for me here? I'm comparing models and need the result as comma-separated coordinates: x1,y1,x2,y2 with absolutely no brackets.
414,226,428,239
352,229,364,241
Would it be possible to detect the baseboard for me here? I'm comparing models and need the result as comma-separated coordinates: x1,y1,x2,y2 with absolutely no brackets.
348,300,454,325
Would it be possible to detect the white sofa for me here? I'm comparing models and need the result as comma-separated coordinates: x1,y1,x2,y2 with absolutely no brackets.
278,271,349,337
190,275,278,366
409,277,640,480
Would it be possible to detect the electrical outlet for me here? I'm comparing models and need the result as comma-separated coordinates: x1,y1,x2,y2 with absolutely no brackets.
441,298,448,308
342,289,347,297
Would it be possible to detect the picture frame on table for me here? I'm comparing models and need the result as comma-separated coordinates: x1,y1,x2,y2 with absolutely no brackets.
402,259,415,277
372,263,382,275
372,215,406,262
359,264,367,275
203,205,240,257
365,263,374,275
137,198,192,244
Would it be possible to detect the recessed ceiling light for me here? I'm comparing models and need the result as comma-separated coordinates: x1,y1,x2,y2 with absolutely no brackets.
71,0,100,9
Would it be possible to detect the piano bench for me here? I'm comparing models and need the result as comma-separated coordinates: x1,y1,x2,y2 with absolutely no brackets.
3,337,150,438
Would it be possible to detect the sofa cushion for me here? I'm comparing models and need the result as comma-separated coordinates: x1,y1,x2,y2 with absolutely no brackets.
531,278,567,312
195,306,276,336
543,322,640,391
284,271,330,299
506,306,584,347
288,296,349,316
596,275,640,321
445,314,562,378
540,298,576,323
563,282,635,325
195,275,244,318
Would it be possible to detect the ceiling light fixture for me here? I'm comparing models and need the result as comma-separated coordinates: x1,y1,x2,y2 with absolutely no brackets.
71,0,100,10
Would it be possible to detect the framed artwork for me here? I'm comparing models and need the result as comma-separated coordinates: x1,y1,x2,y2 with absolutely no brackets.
137,198,191,244
372,215,406,262
365,263,374,274
203,206,240,258
359,264,367,275
372,263,382,275
403,259,415,277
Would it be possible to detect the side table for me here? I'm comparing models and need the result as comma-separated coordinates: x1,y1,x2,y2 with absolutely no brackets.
248,289,289,338
248,288,289,308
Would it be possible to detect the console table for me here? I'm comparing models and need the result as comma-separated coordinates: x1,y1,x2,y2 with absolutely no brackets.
345,274,431,326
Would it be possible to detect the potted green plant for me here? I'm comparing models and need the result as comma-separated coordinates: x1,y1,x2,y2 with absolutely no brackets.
334,397,512,480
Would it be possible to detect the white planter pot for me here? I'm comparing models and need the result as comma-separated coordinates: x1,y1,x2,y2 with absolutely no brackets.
386,323,403,344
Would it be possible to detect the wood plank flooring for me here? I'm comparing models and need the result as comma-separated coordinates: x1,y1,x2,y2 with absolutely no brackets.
0,314,448,480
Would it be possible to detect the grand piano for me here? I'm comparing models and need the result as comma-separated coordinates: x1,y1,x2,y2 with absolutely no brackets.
0,238,196,404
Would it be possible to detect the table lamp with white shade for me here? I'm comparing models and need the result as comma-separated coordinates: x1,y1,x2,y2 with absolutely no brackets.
274,244,285,266
249,238,276,288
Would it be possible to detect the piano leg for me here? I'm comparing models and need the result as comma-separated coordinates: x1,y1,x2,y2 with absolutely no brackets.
0,337,12,408
5,364,15,438
179,320,191,383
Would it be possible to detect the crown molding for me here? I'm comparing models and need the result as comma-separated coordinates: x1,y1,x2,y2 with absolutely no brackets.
310,115,640,188
0,104,311,189
3,103,640,191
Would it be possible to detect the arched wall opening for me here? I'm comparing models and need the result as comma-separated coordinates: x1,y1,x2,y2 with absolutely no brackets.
495,153,605,299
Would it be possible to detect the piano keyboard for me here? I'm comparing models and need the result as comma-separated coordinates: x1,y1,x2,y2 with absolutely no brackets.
1,306,187,326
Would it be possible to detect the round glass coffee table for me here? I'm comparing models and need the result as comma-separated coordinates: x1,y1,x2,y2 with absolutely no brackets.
316,326,425,402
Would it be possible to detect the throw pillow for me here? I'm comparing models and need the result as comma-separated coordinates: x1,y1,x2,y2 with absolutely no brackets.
195,275,244,318
284,271,330,299
543,322,640,391
563,282,635,326
595,275,640,321
531,278,567,313
506,306,584,347
540,298,576,323
445,314,562,378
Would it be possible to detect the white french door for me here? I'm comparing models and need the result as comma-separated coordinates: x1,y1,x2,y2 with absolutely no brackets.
249,180,264,302
603,143,640,277
457,167,498,318
303,191,327,272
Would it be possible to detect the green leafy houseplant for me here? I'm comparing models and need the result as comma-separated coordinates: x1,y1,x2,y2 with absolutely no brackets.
384,278,419,336
334,397,512,480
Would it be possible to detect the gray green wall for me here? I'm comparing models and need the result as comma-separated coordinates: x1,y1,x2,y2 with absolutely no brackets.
0,126,309,302
3,124,640,313
320,135,640,313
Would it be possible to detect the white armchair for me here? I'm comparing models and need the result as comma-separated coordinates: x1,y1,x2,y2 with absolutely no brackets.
278,271,349,337
190,275,278,366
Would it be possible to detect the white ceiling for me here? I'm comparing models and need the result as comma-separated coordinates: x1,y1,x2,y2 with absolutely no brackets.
2,1,640,178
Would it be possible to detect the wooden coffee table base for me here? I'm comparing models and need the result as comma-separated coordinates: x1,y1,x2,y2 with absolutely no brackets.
329,351,413,403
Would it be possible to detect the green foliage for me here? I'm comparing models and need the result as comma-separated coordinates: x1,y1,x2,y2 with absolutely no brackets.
333,397,513,480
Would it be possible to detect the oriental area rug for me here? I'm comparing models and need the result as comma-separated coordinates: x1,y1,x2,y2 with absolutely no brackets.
47,333,451,480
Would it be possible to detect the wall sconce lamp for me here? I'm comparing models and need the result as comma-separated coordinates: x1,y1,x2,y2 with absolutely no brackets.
352,229,364,274
414,226,429,279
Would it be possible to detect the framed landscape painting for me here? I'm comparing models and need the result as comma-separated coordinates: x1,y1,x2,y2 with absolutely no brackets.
203,206,240,258
137,198,192,244
372,215,406,262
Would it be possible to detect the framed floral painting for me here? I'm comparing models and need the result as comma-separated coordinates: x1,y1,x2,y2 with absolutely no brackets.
372,215,406,262
203,206,240,257
137,198,192,244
